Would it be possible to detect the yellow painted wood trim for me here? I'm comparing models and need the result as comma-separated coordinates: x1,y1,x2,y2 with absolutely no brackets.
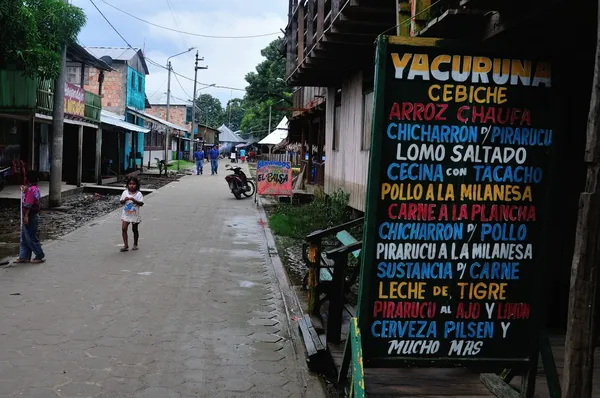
388,36,443,47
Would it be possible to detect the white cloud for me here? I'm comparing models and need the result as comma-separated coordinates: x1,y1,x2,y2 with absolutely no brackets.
76,0,288,107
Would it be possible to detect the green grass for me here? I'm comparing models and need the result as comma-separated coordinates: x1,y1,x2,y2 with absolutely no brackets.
167,160,195,171
268,190,354,239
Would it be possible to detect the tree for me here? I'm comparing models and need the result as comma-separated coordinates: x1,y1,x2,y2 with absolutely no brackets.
240,38,292,138
0,0,86,79
224,98,244,131
192,93,224,128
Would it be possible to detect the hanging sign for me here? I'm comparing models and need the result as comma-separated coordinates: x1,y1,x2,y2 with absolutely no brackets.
64,82,85,118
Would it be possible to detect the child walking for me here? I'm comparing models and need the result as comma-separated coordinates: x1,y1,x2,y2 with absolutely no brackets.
14,170,45,264
120,176,144,252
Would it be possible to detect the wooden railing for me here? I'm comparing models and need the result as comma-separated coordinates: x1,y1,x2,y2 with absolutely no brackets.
84,91,102,122
36,79,54,114
36,79,102,123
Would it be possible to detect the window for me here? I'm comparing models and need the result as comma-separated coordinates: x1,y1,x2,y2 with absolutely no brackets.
66,66,88,86
138,76,143,92
332,89,341,151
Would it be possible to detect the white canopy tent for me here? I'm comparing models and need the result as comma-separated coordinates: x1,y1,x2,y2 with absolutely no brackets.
258,117,289,159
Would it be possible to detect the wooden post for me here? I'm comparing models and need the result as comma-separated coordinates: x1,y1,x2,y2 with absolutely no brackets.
332,0,341,18
298,4,305,62
327,252,347,344
306,0,315,51
95,70,104,185
317,0,325,39
76,125,83,187
29,115,36,170
563,3,600,396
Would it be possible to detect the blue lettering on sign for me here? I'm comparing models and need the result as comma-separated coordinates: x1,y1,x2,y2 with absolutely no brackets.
257,160,291,169
480,223,527,241
371,320,437,338
490,126,553,146
469,262,520,280
387,163,444,182
473,165,543,184
387,123,478,143
443,321,494,339
379,222,463,241
377,261,453,280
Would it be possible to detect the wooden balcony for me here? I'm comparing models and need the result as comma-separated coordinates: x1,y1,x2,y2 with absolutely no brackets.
84,92,102,122
36,79,102,123
285,0,396,87
291,86,326,119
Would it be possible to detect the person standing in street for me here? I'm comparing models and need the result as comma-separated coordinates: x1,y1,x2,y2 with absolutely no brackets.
239,147,246,163
194,147,205,175
14,170,45,264
210,145,220,175
120,176,144,252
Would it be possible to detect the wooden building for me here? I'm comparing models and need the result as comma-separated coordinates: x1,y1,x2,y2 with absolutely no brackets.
283,0,396,209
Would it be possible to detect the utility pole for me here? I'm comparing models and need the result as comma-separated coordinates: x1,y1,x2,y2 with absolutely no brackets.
164,48,195,166
49,0,68,207
268,102,272,137
165,60,172,162
188,51,207,162
95,70,105,185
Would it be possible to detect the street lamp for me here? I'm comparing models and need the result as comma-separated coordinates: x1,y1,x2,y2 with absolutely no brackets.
165,47,195,164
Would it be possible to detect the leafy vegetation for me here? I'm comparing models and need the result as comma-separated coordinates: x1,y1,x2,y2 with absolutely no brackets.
0,0,86,79
188,38,292,137
269,189,353,239
240,38,292,138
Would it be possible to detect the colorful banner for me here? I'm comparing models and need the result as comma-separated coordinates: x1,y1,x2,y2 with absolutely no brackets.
64,82,85,118
257,160,293,196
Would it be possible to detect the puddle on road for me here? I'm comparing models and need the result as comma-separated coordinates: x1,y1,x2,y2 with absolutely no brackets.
239,280,256,288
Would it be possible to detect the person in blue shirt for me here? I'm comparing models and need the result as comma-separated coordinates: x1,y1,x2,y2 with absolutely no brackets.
239,148,246,163
209,146,220,175
193,148,205,175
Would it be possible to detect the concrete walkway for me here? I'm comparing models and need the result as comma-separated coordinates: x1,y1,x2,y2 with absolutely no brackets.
0,160,324,397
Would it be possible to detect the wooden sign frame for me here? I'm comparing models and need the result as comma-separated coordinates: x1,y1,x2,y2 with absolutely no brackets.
356,34,559,384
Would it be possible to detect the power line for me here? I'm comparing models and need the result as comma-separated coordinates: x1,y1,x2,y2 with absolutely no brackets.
98,0,281,39
89,0,135,49
173,71,191,99
90,0,247,96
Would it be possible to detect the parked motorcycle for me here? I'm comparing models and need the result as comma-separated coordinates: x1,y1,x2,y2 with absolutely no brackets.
224,164,255,199
0,165,11,192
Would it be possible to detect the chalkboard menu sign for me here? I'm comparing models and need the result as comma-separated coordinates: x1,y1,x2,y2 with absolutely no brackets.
358,36,556,366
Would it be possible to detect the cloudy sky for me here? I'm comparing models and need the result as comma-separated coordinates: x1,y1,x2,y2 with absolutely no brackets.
73,0,288,106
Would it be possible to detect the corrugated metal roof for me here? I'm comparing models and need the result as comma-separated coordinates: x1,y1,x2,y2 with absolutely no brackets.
68,43,112,71
101,110,150,133
218,124,245,143
127,106,188,132
85,47,140,61
85,47,149,74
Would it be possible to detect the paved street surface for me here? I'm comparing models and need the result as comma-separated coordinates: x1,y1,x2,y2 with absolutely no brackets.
0,161,323,397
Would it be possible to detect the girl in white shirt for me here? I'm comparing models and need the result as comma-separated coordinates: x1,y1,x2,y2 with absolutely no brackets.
120,176,144,252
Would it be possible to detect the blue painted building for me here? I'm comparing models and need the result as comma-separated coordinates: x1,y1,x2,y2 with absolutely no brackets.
85,47,150,172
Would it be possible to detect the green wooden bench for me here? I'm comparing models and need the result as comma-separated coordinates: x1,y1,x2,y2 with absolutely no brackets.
319,230,361,283
302,217,364,316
